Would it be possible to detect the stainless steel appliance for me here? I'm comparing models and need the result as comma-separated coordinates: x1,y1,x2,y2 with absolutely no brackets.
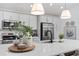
40,22,54,43
2,33,16,44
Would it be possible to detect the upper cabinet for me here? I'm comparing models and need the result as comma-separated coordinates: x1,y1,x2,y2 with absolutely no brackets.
29,15,37,30
0,11,3,29
39,15,53,23
19,14,37,30
0,11,37,30
19,14,29,26
39,16,47,22
3,11,11,20
3,11,19,20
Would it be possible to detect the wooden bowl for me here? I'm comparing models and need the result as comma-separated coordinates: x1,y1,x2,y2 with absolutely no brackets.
8,43,35,53
17,44,27,49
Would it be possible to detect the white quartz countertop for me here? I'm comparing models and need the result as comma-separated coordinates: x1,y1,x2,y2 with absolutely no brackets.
0,39,79,56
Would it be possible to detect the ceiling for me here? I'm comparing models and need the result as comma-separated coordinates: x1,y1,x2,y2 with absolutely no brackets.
0,3,78,16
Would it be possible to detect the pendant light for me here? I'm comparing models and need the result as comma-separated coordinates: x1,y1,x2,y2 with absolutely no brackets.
31,3,44,15
61,10,71,19
60,1,71,19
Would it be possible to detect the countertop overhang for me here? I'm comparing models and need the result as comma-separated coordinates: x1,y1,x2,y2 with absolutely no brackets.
0,39,79,56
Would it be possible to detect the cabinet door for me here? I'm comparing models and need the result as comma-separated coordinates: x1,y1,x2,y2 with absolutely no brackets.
47,16,53,23
39,15,53,23
0,11,3,29
10,13,19,20
4,11,11,20
30,15,37,30
4,11,19,21
20,14,29,26
40,16,47,22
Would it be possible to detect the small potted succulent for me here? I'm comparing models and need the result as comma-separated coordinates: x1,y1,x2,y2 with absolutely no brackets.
59,33,64,42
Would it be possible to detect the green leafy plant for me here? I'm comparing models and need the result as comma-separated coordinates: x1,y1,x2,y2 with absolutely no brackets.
15,21,32,37
59,33,64,39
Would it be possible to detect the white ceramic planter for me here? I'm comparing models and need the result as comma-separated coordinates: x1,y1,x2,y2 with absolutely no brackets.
59,39,64,42
23,35,33,46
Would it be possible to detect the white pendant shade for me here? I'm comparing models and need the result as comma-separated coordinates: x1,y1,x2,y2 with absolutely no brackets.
61,10,71,19
31,3,44,15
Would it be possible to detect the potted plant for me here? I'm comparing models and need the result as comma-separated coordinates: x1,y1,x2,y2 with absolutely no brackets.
15,21,32,45
59,33,64,42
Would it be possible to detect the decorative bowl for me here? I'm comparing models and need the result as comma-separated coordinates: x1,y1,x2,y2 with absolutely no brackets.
17,43,27,49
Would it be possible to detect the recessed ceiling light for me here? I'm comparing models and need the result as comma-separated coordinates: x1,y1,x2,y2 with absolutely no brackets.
30,5,32,7
60,6,63,9
50,3,53,6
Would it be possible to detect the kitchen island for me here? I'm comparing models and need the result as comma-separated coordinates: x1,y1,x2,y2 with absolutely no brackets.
0,39,79,56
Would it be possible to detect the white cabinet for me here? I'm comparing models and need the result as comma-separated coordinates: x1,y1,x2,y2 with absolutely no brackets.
0,10,37,30
20,14,37,30
30,15,37,30
0,11,3,29
47,16,53,23
39,15,53,23
0,11,3,19
10,13,19,20
4,11,19,21
39,16,47,22
0,11,38,42
19,14,29,26
3,11,11,20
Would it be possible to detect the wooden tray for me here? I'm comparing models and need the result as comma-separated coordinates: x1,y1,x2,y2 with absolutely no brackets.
8,44,35,53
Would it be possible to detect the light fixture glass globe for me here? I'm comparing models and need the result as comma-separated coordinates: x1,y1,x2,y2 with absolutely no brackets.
61,10,71,19
31,3,44,15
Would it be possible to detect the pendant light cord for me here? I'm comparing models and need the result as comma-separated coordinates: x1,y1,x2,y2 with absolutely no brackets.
29,15,30,27
65,0,66,9
46,16,49,30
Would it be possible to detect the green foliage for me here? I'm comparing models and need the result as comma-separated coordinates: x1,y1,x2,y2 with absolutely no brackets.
15,21,32,36
59,33,64,39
